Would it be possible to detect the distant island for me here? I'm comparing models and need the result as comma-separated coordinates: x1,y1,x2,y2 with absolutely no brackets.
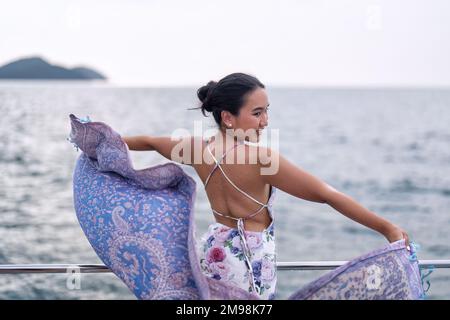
0,56,107,80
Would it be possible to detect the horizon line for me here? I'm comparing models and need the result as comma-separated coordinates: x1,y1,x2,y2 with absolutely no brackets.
1,79,450,90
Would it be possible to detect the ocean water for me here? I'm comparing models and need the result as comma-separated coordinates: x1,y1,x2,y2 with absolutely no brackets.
0,82,449,299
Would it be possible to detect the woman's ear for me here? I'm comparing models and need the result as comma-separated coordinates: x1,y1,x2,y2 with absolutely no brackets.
221,110,234,127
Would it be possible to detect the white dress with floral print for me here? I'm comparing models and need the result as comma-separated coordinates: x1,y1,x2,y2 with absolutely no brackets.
197,221,277,300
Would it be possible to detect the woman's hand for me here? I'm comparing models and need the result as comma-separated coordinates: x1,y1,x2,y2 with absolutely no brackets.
384,224,410,250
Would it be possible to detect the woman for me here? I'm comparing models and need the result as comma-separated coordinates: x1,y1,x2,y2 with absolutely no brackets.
122,72,409,300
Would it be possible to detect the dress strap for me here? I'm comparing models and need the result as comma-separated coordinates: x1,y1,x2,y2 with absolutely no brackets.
212,203,267,221
204,138,241,188
205,142,267,207
237,218,258,294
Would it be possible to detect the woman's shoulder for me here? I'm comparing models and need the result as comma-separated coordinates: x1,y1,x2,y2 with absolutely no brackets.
192,136,282,167
240,144,280,167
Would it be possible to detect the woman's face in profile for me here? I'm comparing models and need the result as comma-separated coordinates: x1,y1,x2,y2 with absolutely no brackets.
229,88,270,142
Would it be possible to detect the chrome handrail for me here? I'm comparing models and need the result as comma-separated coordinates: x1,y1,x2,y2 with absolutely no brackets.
0,260,447,274
276,260,448,270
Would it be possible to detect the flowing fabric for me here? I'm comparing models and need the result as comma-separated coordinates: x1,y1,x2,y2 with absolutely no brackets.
288,239,424,299
68,114,425,300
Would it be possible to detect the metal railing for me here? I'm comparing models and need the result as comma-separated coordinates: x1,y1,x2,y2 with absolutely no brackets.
0,260,448,274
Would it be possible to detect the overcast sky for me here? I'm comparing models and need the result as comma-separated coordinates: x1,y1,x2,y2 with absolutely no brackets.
0,0,449,86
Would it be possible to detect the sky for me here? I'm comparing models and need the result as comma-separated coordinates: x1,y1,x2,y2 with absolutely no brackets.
0,0,449,87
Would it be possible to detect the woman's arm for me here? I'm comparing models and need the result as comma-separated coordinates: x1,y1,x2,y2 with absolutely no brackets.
321,188,409,246
260,148,409,247
122,136,154,151
122,135,195,165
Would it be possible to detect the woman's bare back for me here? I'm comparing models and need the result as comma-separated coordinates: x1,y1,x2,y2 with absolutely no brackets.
192,138,273,232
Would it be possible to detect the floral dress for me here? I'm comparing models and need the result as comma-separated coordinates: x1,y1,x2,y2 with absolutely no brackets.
197,221,277,300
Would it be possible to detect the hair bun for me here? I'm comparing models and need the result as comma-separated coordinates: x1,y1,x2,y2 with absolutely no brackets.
197,80,217,113
197,81,217,102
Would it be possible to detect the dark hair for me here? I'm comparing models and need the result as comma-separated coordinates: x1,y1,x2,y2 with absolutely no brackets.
195,72,265,126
